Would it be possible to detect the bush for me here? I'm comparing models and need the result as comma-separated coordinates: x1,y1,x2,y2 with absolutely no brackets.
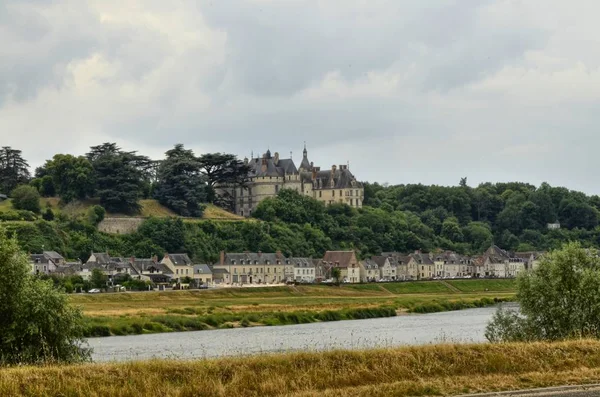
42,208,55,221
486,242,600,342
10,185,41,214
0,227,90,364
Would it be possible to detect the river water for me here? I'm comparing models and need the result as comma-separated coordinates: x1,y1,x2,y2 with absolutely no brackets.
89,305,512,362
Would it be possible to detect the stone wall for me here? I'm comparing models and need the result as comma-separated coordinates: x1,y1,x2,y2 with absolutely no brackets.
98,217,145,234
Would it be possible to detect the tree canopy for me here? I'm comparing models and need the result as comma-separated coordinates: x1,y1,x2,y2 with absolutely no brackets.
486,242,600,342
0,227,90,364
0,147,30,194
154,144,206,217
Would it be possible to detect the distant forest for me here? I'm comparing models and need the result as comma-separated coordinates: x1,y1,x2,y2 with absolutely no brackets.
1,145,600,262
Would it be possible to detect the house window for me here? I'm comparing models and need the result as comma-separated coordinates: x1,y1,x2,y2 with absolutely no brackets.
275,185,279,193
319,191,322,198
340,190,342,196
332,190,335,197
350,199,353,206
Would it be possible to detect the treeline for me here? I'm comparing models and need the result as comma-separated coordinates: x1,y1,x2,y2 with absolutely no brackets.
7,187,600,263
0,144,248,216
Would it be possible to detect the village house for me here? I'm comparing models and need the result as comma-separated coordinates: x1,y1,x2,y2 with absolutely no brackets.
213,251,287,285
130,256,173,285
483,245,527,278
292,257,316,283
82,253,140,283
408,251,435,280
161,253,194,282
211,267,230,285
193,264,213,286
320,251,360,283
359,258,380,282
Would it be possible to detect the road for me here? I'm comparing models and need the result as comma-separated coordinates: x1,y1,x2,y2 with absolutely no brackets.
460,384,600,397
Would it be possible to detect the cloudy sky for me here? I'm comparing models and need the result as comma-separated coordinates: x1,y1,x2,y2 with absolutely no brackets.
2,0,600,193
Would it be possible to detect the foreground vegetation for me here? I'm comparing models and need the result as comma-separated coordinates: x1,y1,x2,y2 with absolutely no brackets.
73,280,515,337
2,340,600,396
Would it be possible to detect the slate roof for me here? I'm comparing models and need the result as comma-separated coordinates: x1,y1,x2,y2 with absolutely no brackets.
247,153,298,178
321,251,357,268
131,259,173,275
43,251,64,260
90,252,111,264
223,252,286,265
313,168,362,190
166,253,193,266
291,257,313,268
30,254,49,264
371,256,389,267
193,264,212,274
211,268,229,275
410,252,434,265
362,259,379,269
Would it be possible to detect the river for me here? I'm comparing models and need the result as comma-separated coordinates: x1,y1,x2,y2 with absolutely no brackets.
89,304,512,362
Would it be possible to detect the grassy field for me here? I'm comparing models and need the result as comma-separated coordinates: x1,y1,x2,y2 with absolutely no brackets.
0,197,246,221
73,280,516,336
2,340,600,396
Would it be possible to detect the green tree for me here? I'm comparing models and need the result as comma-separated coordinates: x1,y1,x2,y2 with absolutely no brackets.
42,208,54,221
44,154,94,203
87,205,106,226
331,267,341,285
486,243,600,342
198,153,250,208
154,144,206,217
0,227,90,364
11,185,41,213
87,143,152,214
0,147,30,194
90,268,107,289
441,217,463,242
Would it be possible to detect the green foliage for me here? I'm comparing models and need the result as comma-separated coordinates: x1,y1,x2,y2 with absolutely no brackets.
486,243,600,342
42,208,54,221
0,227,90,364
87,205,105,226
197,152,250,208
0,147,30,194
90,268,107,289
154,144,206,217
44,154,94,203
10,185,40,213
87,143,153,214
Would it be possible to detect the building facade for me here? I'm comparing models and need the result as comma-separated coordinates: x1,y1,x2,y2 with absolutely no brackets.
223,146,364,217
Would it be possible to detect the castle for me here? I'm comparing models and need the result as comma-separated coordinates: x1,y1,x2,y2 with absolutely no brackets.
227,145,364,217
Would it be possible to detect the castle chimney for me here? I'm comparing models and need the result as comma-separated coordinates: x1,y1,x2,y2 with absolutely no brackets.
220,250,225,265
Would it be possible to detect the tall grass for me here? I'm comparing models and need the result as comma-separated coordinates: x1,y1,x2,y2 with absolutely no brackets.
408,297,513,314
2,340,600,396
83,306,397,337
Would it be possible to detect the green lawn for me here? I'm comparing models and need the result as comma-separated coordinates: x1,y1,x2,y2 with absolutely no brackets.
447,279,517,292
381,281,454,294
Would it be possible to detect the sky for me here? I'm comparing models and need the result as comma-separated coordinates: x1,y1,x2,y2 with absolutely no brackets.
2,0,600,193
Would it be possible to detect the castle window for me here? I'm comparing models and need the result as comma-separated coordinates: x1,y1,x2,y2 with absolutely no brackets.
319,191,322,198
340,190,342,196
350,199,353,206
275,185,279,193
332,190,335,197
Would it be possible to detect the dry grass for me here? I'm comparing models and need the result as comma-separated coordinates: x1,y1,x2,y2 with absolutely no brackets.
2,340,600,396
202,204,246,220
138,199,177,217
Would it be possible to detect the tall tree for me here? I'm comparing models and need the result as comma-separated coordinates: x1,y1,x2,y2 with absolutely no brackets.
198,153,250,209
0,147,30,194
154,144,206,217
87,143,151,214
44,154,94,203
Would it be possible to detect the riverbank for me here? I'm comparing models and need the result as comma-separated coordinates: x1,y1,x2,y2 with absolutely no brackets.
3,340,600,396
74,280,516,337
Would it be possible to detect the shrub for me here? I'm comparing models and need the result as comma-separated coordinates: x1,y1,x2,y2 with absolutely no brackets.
0,227,90,364
10,185,41,214
486,242,600,342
